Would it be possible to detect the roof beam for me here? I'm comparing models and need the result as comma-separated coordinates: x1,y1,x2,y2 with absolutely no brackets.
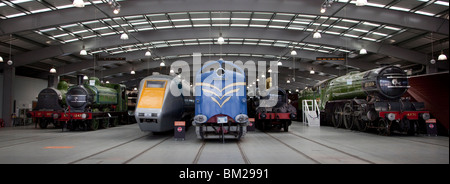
0,0,447,36
11,27,425,69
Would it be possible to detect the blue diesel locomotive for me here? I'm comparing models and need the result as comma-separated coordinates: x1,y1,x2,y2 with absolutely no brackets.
192,60,249,140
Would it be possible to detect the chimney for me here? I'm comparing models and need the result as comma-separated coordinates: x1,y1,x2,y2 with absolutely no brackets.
48,74,55,87
77,74,84,85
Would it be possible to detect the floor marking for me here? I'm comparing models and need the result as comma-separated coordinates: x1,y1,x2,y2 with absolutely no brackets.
44,146,74,149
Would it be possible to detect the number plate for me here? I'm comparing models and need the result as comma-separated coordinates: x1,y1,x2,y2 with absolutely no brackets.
217,116,228,124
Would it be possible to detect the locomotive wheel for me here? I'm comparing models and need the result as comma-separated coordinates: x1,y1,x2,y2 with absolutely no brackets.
354,117,367,132
88,119,99,131
343,103,354,130
284,121,290,132
332,105,343,128
237,126,243,141
99,119,109,129
405,119,418,136
39,119,49,129
377,118,391,136
110,117,119,127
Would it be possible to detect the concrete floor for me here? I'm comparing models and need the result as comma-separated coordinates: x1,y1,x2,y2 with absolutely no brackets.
0,122,448,164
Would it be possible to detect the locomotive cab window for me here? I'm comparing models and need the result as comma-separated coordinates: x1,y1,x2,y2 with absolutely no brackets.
146,81,166,88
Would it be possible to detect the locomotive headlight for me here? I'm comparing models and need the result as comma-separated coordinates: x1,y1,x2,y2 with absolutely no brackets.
290,113,296,119
260,113,266,119
52,113,60,119
194,114,207,124
421,113,430,120
386,113,396,121
81,113,87,119
235,114,249,123
391,78,398,85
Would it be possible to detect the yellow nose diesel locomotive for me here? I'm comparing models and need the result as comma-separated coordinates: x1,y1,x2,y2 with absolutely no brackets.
135,73,194,132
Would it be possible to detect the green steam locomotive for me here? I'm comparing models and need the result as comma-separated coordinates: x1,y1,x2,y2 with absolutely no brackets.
299,66,430,135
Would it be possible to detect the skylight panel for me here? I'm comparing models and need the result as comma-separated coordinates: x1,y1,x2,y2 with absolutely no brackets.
415,11,435,16
435,1,449,6
389,6,410,12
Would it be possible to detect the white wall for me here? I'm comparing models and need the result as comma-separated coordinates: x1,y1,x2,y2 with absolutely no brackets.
1,75,47,119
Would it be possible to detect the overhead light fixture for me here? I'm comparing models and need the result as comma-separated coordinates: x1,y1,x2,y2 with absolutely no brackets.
80,45,87,55
50,67,56,74
83,75,89,80
359,48,367,55
313,32,322,39
320,7,326,13
310,69,315,74
170,69,175,74
217,33,225,45
0,56,3,62
133,87,137,91
268,68,272,73
145,50,151,56
130,70,135,74
261,74,265,78
7,60,13,65
113,5,120,14
291,50,297,56
120,32,129,40
106,81,110,84
73,0,85,8
296,89,299,92
277,61,282,66
430,59,436,64
356,0,368,6
160,61,165,67
287,79,290,84
438,51,447,61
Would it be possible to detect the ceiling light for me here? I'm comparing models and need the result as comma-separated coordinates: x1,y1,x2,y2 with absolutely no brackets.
291,50,297,56
113,6,120,14
268,68,272,73
106,81,110,84
145,50,151,56
83,75,89,80
217,33,225,44
287,79,290,83
359,48,367,55
133,87,137,91
80,46,87,55
0,56,3,62
320,7,326,13
313,32,322,39
120,33,128,40
296,89,299,92
160,61,165,67
261,74,265,78
130,70,135,74
430,59,436,64
7,60,13,65
310,69,315,74
356,0,368,6
73,0,85,8
277,61,282,66
49,67,56,73
438,52,447,61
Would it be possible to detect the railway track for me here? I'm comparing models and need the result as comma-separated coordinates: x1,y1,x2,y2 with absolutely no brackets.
67,134,171,164
192,140,251,164
264,131,376,164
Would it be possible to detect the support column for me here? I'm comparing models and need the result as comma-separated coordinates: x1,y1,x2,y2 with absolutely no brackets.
2,64,15,127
